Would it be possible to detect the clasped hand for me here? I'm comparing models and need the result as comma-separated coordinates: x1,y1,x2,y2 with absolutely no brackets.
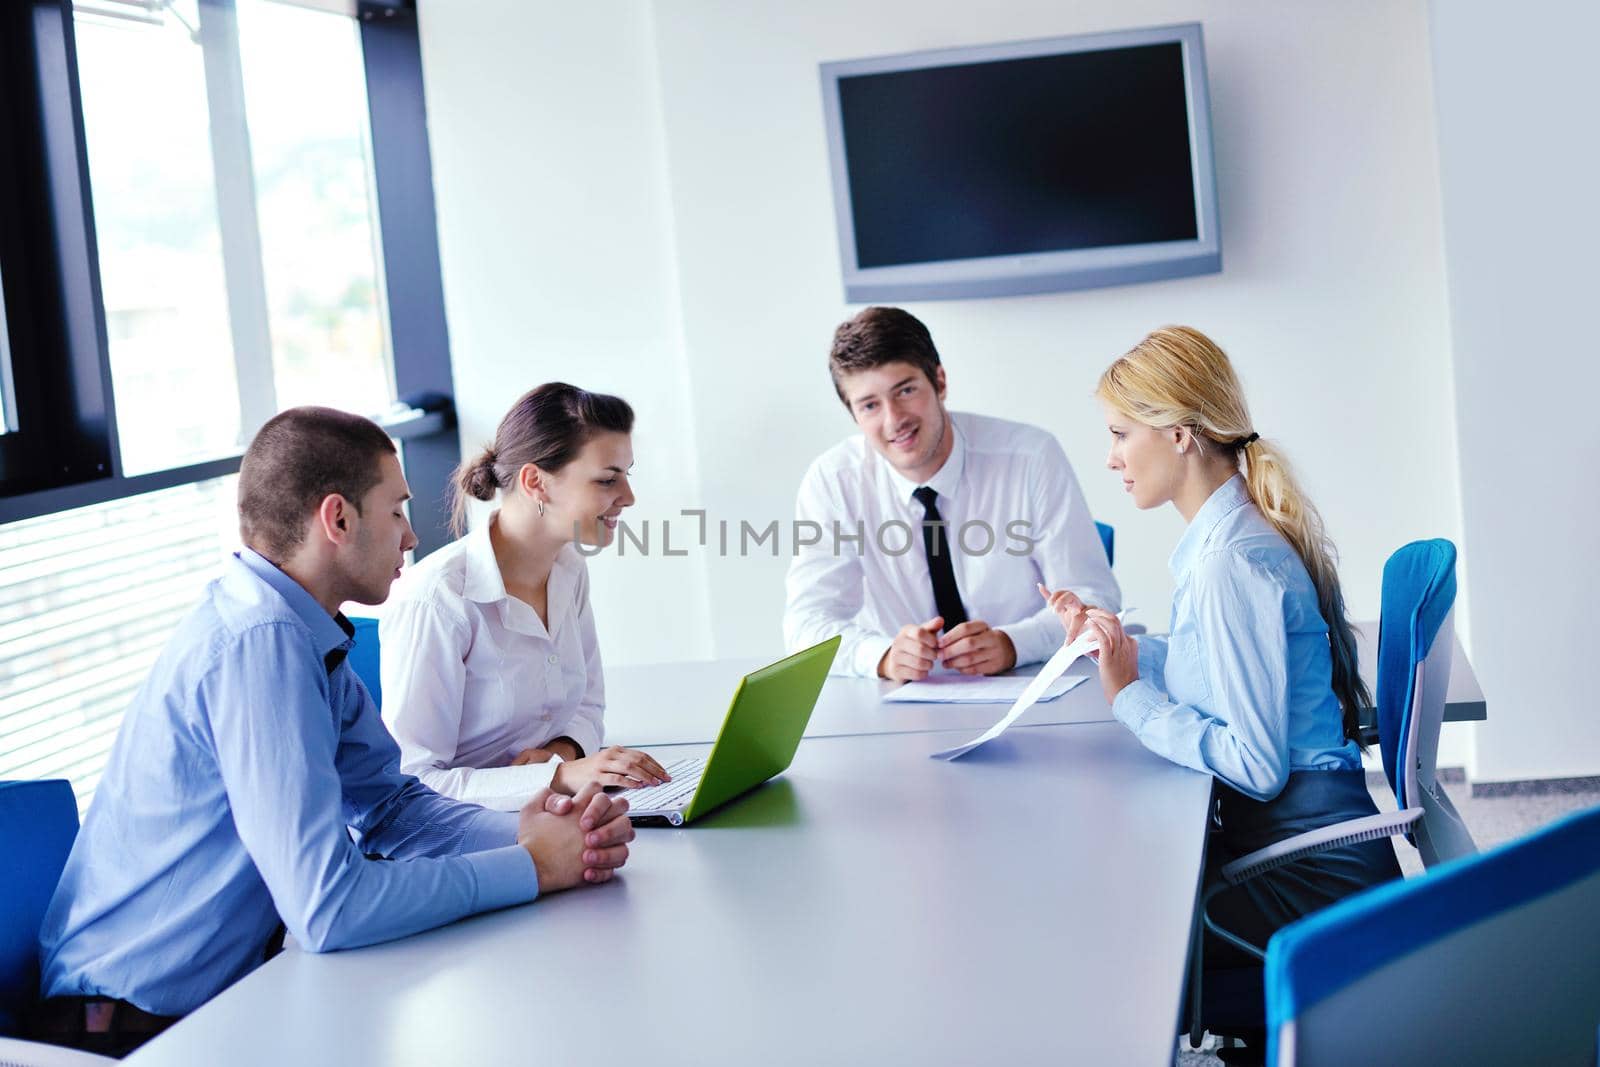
878,616,1017,681
517,783,634,892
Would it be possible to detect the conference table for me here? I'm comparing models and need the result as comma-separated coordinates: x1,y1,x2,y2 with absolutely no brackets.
128,724,1213,1066
603,621,1484,748
125,626,1483,1065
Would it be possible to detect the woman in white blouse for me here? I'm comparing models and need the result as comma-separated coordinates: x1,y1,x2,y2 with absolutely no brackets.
380,382,669,811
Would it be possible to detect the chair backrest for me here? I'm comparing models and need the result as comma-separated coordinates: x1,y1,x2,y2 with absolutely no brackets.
1094,521,1114,567
347,616,382,709
0,780,79,1034
1266,803,1600,1067
1375,539,1456,808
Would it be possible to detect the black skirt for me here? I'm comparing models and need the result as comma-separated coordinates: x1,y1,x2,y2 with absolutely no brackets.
1206,768,1404,957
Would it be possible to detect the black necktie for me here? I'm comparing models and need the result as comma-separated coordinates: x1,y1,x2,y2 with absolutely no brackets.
912,486,967,631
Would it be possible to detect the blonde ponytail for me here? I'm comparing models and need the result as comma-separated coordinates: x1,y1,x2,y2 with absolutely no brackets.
1098,327,1370,743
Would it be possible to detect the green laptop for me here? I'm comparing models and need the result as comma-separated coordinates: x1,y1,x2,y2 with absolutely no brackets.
624,635,840,826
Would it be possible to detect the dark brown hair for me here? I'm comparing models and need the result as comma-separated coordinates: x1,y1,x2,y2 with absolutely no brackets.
238,406,397,563
451,382,634,534
827,306,942,406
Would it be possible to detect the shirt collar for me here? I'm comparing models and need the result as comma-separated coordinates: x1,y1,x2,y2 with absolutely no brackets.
235,548,355,673
1168,473,1252,580
462,512,510,604
460,512,574,634
883,412,968,507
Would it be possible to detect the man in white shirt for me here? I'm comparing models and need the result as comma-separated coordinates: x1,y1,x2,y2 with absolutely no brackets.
784,306,1120,680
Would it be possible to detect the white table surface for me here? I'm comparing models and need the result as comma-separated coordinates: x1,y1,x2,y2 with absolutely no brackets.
605,620,1483,750
605,655,1108,749
127,723,1213,1067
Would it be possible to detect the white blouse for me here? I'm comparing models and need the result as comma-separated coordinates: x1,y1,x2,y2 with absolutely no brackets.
379,513,606,810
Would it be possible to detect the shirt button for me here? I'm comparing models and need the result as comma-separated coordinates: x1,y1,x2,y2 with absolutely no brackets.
541,713,552,721
547,654,558,665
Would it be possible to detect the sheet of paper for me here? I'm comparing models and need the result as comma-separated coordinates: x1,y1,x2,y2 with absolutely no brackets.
928,630,1100,761
882,671,1089,705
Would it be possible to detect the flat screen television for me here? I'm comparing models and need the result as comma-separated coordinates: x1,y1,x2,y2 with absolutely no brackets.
819,23,1220,302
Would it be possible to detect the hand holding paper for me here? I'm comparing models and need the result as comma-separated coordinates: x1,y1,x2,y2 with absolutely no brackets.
929,608,1132,761
1083,608,1140,704
1037,582,1092,645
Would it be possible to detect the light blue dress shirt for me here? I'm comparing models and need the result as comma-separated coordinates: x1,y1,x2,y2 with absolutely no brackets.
39,550,538,1017
1112,475,1361,801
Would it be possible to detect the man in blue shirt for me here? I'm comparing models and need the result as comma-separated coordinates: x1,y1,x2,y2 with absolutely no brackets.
30,408,634,1057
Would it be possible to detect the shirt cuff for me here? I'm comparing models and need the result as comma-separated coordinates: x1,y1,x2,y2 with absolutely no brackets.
995,618,1052,668
1112,677,1164,732
489,760,562,811
558,720,602,759
465,844,540,911
422,761,561,813
850,633,895,678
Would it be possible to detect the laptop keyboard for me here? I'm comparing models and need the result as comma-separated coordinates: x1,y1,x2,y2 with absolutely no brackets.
624,757,705,811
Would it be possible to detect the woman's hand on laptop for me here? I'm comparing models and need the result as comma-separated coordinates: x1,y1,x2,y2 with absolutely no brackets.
517,784,635,890
552,745,671,794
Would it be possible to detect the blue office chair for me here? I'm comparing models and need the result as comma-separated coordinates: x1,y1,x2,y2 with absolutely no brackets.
1188,539,1474,1044
346,616,383,709
1094,521,1114,567
1373,539,1475,865
1265,803,1600,1066
0,780,115,1064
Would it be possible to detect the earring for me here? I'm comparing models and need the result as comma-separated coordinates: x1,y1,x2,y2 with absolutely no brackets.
537,499,546,517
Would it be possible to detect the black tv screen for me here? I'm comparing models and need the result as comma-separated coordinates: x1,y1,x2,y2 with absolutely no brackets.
821,25,1220,301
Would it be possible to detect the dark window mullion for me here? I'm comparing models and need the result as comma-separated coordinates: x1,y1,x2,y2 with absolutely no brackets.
361,5,458,558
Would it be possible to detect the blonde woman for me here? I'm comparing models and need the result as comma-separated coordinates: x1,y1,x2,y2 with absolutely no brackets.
1042,327,1400,1047
380,383,669,811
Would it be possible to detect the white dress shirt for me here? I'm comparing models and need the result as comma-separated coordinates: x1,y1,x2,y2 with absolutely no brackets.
380,513,605,810
784,411,1121,676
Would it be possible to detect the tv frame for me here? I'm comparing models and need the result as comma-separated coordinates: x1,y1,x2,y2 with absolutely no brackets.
819,23,1221,303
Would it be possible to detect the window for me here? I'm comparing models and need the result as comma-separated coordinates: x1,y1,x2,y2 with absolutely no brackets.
0,0,455,805
0,479,236,811
237,0,394,418
75,0,394,476
74,2,243,475
0,0,453,527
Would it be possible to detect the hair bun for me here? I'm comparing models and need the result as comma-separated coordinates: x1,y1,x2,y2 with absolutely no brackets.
465,454,499,500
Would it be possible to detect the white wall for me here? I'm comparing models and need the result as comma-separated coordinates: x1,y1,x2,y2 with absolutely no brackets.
416,1,713,664
1429,1,1600,782
417,0,1514,771
648,0,1460,657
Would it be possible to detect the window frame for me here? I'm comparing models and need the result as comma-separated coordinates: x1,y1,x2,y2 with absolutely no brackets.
0,0,459,558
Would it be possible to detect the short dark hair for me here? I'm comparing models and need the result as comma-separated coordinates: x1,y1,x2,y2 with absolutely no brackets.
827,306,942,406
238,407,397,562
451,382,635,535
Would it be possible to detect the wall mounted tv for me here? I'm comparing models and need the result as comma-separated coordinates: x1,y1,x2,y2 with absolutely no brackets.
819,23,1220,302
